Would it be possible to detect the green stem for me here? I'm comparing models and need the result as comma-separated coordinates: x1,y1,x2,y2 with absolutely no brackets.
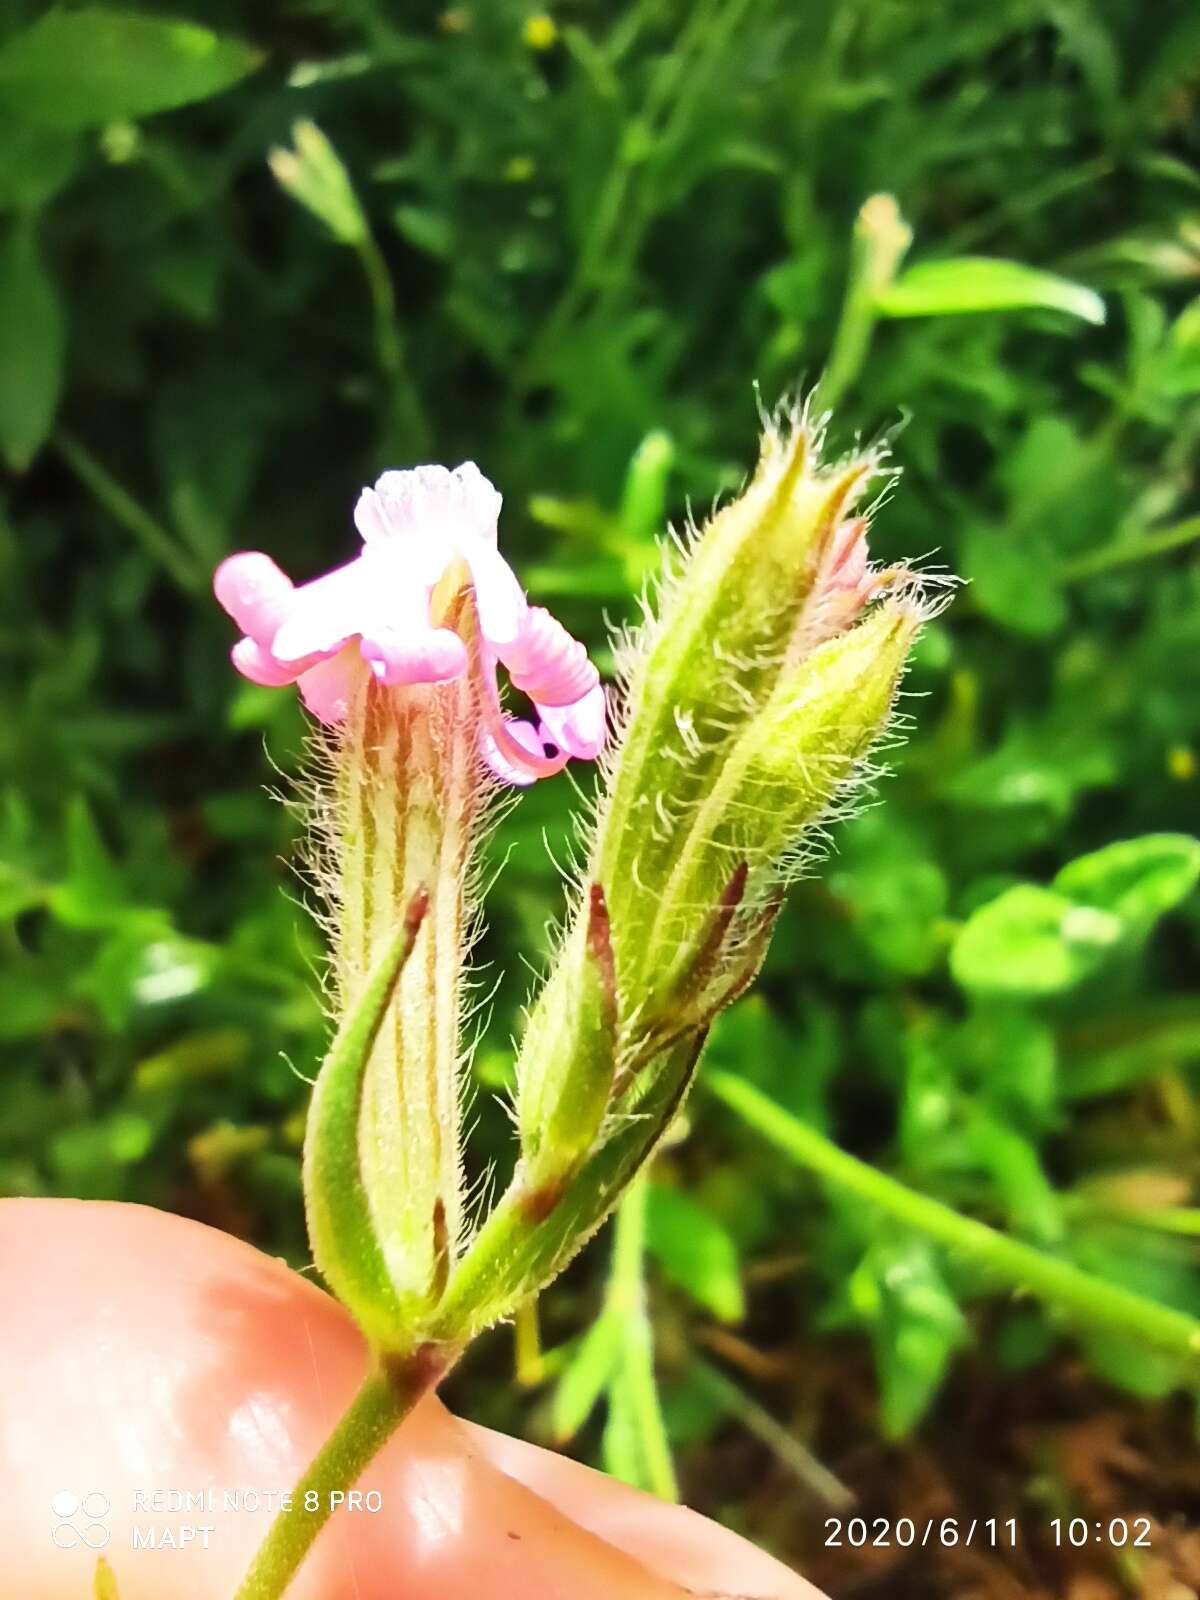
1128,1207,1200,1237
514,1297,545,1386
1057,514,1200,583
54,429,203,593
232,1360,426,1600
937,158,1111,255
1079,1203,1200,1238
690,1357,853,1510
709,1071,1200,1372
354,234,428,455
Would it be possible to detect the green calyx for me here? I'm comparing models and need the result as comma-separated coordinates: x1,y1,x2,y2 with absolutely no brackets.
644,599,921,989
517,883,619,1209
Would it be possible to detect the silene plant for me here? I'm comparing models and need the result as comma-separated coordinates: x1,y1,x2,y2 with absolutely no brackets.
213,403,945,1599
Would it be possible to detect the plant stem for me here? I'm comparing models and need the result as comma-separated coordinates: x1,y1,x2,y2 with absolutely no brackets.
690,1357,853,1511
514,1297,545,1386
55,429,203,593
232,1359,427,1600
708,1071,1200,1372
354,234,428,456
1057,514,1200,582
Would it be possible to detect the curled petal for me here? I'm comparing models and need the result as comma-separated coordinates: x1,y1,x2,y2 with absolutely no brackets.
537,683,607,761
297,647,367,725
501,606,598,707
473,620,573,784
480,719,568,788
231,636,305,688
214,553,294,646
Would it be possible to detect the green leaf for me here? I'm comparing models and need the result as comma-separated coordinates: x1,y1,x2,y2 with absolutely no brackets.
392,205,454,259
961,524,1067,638
964,1114,1062,1244
645,1183,745,1322
0,219,63,471
0,861,45,920
1079,1327,1184,1400
604,1179,677,1497
878,256,1105,325
551,1310,623,1441
48,798,127,928
618,430,675,549
0,124,78,212
950,884,1123,996
828,812,949,977
957,1005,1058,1127
1053,834,1200,941
601,1327,678,1499
849,1237,968,1438
0,10,261,132
81,925,216,1029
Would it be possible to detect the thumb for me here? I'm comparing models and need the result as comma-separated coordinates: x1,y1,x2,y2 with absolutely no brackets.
0,1199,821,1600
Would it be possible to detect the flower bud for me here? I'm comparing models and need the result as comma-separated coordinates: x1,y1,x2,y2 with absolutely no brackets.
269,120,369,246
643,600,921,994
431,410,940,1342
597,410,884,974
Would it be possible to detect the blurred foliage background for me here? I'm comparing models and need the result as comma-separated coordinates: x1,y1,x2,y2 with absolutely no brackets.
2,2,1200,1595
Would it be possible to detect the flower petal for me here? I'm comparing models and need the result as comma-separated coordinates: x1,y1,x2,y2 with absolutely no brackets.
360,463,502,547
361,626,468,686
271,557,374,664
462,538,527,648
500,606,597,706
297,647,366,724
537,683,607,761
230,637,304,688
825,518,870,595
214,553,294,646
480,719,567,788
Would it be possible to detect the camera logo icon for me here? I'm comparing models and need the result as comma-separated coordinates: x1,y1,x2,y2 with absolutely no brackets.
50,1490,111,1549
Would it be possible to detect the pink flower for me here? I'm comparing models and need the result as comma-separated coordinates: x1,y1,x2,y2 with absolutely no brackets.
214,464,606,785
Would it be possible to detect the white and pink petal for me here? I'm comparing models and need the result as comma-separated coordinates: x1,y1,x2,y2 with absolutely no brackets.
214,553,295,647
536,683,607,761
